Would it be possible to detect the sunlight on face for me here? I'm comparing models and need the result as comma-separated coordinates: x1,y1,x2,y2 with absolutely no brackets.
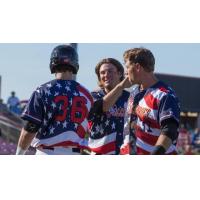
99,63,121,90
125,60,138,84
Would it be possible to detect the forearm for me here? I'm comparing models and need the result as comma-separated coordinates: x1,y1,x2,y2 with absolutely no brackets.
151,134,172,155
151,118,179,155
102,77,133,112
103,84,123,112
155,134,172,149
16,128,36,155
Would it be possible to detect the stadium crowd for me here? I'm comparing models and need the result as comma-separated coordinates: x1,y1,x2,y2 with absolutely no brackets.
0,94,34,155
177,126,200,155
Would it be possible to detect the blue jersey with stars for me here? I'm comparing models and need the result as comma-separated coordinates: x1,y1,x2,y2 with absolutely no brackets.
21,79,93,149
88,89,129,154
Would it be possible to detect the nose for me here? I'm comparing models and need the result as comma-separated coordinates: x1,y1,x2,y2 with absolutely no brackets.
104,71,111,78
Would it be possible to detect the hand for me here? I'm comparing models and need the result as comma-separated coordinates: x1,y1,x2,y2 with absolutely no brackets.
119,76,133,89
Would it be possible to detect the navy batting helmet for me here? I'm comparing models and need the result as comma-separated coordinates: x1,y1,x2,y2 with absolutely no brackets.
50,45,79,74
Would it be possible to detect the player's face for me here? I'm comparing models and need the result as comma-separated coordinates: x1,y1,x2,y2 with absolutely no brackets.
125,60,139,84
99,63,121,91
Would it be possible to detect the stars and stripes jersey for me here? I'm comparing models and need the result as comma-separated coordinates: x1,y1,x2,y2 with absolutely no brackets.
88,89,130,155
21,79,93,149
121,81,180,155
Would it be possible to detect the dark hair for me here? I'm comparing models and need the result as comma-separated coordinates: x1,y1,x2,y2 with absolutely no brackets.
52,64,74,73
123,47,155,72
95,58,124,83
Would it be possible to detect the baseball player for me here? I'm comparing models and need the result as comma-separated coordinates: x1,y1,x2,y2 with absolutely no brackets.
16,44,93,155
87,58,130,155
114,48,180,155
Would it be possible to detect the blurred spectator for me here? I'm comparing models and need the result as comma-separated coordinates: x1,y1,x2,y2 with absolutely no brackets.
177,125,192,154
7,91,21,115
0,98,8,112
184,144,194,155
191,128,200,154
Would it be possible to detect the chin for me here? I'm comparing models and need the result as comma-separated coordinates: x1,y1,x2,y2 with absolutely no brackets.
128,77,132,82
103,82,109,86
129,77,135,84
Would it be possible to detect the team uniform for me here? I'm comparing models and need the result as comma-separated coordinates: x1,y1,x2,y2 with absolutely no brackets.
21,79,93,155
88,89,130,155
121,81,180,155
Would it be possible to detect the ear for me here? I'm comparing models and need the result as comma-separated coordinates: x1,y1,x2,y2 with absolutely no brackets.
135,63,141,72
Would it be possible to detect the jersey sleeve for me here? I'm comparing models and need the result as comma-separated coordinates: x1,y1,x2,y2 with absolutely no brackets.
158,93,180,125
21,89,44,125
88,91,103,120
91,91,101,102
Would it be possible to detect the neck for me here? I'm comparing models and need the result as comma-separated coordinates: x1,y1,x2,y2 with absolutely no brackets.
104,88,110,94
104,85,115,94
140,73,158,91
55,71,74,80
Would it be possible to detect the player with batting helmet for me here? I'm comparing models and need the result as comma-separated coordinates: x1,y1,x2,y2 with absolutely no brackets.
16,44,93,155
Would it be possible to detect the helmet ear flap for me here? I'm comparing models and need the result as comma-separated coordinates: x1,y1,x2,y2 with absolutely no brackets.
50,57,59,73
52,57,59,65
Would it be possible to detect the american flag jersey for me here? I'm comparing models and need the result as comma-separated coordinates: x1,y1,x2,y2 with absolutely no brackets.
88,89,130,154
121,81,180,155
21,80,93,149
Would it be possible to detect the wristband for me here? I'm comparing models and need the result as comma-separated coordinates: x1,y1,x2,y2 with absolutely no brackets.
16,146,27,155
151,145,166,155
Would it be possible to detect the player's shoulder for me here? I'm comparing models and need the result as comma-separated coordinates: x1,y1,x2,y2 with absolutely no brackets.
91,87,103,94
36,80,56,92
157,81,177,96
155,81,179,102
76,81,90,93
75,81,93,101
39,80,56,88
91,88,104,98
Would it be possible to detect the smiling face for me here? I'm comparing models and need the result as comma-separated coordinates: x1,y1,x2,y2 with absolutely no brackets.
99,63,121,92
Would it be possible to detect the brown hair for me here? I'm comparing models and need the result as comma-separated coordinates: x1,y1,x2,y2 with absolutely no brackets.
123,48,155,72
95,58,124,83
